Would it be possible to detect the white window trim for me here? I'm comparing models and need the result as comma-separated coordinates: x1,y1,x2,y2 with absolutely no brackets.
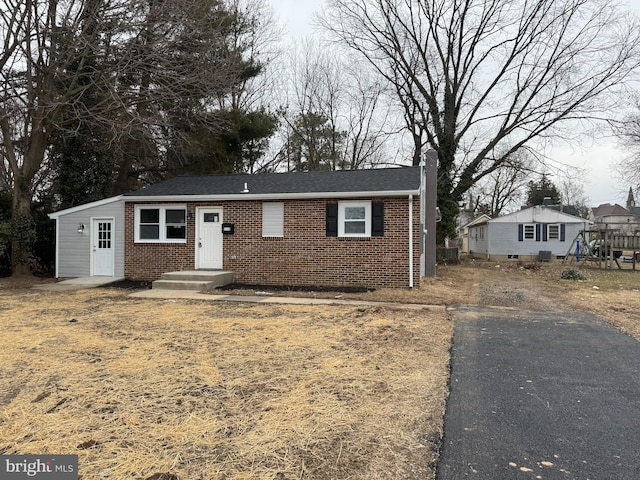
547,223,560,240
262,202,284,238
135,205,187,243
523,224,535,240
338,201,371,237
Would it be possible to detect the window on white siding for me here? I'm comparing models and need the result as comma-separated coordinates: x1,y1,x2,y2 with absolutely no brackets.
262,202,284,237
524,224,535,240
339,201,371,237
548,224,560,240
135,206,186,242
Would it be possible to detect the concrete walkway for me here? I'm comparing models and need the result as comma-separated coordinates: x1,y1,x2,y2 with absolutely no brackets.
438,305,640,480
32,277,444,311
32,276,125,291
129,288,444,311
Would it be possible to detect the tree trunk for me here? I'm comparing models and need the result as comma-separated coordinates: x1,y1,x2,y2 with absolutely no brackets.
11,181,35,278
10,127,48,277
412,131,422,167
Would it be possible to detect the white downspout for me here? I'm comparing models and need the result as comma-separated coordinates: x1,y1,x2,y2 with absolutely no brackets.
409,194,414,288
54,217,59,278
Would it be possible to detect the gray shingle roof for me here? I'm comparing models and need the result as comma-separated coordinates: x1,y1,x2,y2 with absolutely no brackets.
592,203,630,217
124,167,421,197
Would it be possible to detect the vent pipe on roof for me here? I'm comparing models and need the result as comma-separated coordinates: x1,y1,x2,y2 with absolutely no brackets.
241,182,249,193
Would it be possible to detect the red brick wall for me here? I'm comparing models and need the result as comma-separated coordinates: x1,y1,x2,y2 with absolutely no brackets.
125,197,421,288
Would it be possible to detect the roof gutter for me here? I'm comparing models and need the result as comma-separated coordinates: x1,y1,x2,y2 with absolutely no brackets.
124,190,420,203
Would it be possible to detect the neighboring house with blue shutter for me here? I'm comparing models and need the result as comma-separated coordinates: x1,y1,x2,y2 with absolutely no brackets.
49,167,425,288
468,206,591,261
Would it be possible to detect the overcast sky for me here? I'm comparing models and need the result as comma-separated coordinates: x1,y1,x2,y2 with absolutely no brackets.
273,0,325,39
270,0,640,208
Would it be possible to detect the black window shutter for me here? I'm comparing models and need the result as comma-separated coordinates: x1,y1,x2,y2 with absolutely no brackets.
560,224,566,242
542,223,548,242
372,202,384,236
518,224,524,242
535,223,541,241
326,203,338,237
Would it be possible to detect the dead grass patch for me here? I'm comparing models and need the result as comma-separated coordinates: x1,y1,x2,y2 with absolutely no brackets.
3,259,639,479
220,259,640,340
0,286,451,480
428,260,640,338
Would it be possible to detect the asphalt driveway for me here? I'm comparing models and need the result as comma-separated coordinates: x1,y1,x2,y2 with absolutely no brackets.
438,306,640,479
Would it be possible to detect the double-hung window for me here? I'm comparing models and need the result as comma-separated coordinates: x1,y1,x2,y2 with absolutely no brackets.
523,224,535,240
339,201,371,237
547,224,560,240
135,206,186,242
326,201,383,237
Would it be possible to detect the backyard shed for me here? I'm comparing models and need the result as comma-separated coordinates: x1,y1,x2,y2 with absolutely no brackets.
49,196,125,278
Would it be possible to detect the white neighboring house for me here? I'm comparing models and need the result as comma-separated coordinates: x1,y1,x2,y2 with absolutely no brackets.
468,206,591,261
460,214,491,254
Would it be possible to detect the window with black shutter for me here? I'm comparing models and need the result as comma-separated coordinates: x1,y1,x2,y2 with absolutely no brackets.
372,202,384,236
327,201,379,237
326,203,338,237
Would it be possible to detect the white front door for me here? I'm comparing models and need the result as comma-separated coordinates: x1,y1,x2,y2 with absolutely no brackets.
92,219,114,276
196,208,223,269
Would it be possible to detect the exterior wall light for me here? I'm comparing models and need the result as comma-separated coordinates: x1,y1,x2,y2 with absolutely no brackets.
78,223,85,234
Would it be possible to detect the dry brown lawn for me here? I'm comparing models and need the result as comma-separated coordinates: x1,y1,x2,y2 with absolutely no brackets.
1,259,639,480
243,259,640,340
0,282,451,480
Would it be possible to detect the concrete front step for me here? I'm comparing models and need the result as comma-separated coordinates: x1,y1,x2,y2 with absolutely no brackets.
152,280,216,291
152,271,235,291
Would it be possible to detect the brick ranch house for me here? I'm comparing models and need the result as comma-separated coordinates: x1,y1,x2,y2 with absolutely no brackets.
49,167,427,288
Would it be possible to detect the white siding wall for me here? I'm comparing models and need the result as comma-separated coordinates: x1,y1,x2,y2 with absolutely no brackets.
55,201,125,277
468,225,489,257
488,222,584,257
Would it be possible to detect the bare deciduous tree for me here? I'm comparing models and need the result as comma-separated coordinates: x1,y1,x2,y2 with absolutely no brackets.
271,40,392,171
321,0,640,243
0,0,118,275
221,0,282,112
614,98,640,196
557,170,591,217
0,0,272,274
472,149,536,216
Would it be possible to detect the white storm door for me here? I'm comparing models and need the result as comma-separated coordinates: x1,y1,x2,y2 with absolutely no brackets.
197,208,223,269
92,219,114,276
